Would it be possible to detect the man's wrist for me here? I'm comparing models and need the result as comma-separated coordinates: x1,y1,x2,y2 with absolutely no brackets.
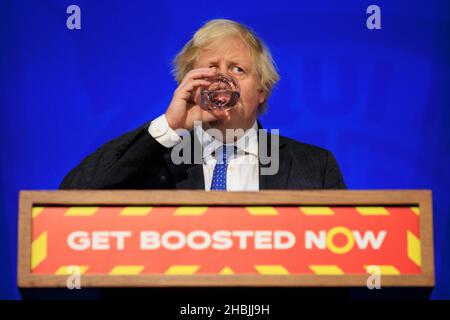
148,114,182,148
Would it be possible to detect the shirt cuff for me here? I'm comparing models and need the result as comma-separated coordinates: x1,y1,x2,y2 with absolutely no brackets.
148,114,182,148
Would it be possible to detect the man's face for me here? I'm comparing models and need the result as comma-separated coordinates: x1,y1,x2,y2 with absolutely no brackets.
193,36,266,131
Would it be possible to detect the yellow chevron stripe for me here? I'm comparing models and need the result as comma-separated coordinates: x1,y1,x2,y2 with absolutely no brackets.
119,206,152,216
410,206,420,216
109,265,145,275
364,265,400,275
219,266,235,275
174,207,208,216
254,265,289,275
165,265,200,275
246,207,278,216
65,206,98,216
55,265,89,275
309,265,344,275
32,206,44,218
356,206,389,215
300,206,334,215
31,231,47,269
407,231,421,267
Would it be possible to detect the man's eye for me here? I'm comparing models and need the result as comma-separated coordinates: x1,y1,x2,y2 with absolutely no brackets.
233,66,245,74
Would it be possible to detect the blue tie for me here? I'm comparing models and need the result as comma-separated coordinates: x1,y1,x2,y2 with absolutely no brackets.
210,145,235,191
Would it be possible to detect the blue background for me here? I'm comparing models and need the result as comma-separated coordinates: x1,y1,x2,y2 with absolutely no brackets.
1,0,449,299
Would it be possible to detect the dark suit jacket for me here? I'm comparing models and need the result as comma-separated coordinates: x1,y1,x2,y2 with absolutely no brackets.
59,120,346,190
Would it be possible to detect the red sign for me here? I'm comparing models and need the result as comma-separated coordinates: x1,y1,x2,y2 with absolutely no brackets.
31,205,421,276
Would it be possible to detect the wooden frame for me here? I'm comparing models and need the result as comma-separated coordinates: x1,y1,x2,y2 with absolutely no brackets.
18,190,434,288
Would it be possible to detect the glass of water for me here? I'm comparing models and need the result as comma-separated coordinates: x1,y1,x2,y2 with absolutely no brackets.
199,72,240,111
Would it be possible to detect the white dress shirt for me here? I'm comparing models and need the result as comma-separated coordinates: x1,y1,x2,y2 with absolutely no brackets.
148,114,259,191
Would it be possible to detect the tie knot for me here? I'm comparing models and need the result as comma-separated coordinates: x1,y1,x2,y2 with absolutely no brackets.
217,144,236,164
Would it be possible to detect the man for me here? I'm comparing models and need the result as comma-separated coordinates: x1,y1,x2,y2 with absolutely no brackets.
60,19,346,190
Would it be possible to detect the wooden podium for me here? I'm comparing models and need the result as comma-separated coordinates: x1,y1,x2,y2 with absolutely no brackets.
18,190,434,295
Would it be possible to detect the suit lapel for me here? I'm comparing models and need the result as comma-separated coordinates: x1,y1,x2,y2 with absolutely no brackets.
258,123,292,190
176,164,204,189
163,130,205,190
259,145,291,189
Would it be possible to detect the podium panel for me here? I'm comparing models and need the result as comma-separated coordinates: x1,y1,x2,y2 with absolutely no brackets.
18,190,434,288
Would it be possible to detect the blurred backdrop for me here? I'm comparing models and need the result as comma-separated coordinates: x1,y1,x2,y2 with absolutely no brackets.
1,0,449,299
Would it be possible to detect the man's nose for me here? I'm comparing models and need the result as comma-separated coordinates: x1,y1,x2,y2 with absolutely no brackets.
214,65,229,75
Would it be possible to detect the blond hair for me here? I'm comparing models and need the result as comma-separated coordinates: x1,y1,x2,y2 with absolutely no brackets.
172,19,280,115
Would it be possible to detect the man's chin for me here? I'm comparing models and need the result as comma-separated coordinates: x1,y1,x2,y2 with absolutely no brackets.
210,116,232,126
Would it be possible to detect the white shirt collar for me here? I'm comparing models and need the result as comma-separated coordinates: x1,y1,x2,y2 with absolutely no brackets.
194,120,259,159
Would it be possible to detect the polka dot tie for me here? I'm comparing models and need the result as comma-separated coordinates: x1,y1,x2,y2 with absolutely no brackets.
210,145,235,191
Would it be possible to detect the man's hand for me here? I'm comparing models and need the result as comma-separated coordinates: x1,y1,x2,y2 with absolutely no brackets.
164,67,232,131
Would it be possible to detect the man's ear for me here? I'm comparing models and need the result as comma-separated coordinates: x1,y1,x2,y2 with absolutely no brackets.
258,89,267,105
